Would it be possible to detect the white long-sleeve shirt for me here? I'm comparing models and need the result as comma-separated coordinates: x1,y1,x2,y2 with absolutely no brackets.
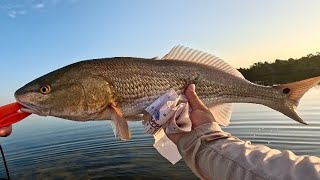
176,123,320,180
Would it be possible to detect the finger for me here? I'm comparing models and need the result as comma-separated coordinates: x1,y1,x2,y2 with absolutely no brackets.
0,125,12,137
185,84,208,111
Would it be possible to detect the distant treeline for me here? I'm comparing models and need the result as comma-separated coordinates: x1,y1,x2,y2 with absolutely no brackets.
238,52,320,85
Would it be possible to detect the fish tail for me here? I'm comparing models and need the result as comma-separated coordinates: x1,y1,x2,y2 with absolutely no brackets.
277,76,320,125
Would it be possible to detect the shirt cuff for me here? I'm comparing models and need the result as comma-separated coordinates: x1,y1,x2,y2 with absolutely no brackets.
177,122,224,150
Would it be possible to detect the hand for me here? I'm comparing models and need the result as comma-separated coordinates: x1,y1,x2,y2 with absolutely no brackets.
167,84,216,144
0,125,12,137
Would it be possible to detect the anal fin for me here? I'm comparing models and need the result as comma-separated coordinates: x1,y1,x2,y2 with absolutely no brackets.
208,103,232,126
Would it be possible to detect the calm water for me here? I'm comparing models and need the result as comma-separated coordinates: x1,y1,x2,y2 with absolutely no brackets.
0,88,320,179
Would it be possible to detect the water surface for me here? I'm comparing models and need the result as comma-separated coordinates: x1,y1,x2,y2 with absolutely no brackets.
0,88,319,179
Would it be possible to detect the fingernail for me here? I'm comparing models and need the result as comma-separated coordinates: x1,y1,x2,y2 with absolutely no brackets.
190,84,196,92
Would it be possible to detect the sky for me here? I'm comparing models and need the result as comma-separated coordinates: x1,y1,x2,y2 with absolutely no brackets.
0,0,320,102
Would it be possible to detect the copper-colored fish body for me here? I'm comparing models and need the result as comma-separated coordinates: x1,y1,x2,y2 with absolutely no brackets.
14,46,320,139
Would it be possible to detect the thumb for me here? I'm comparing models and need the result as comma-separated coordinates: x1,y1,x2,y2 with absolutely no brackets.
185,84,208,111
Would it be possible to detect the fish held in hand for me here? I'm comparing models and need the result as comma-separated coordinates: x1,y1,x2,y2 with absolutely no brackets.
14,46,320,140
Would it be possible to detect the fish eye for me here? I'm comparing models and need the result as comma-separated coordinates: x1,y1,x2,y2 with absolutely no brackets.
40,85,51,94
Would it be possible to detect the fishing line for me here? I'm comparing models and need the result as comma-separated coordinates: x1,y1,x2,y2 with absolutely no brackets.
0,145,10,180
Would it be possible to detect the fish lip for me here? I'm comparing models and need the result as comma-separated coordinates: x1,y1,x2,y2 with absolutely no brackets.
16,100,45,116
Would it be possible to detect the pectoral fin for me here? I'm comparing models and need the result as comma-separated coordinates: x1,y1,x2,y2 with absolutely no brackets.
110,102,131,141
110,101,123,117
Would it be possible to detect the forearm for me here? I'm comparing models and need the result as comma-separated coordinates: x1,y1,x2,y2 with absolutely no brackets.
177,123,320,180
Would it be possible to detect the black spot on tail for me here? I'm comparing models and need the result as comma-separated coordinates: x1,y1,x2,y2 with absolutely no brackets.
283,88,290,94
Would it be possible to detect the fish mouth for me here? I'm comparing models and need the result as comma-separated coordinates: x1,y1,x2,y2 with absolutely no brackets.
15,100,46,116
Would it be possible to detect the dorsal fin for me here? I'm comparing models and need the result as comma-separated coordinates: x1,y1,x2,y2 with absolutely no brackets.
162,45,244,79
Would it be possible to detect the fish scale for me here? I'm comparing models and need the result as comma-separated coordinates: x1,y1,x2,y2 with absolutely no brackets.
95,58,269,114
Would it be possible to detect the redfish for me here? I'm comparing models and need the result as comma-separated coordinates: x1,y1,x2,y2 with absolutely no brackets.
14,46,320,140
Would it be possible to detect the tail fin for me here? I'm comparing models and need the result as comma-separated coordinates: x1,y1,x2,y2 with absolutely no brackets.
277,76,320,125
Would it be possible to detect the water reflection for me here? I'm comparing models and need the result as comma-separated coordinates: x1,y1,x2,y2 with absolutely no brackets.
0,88,319,179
